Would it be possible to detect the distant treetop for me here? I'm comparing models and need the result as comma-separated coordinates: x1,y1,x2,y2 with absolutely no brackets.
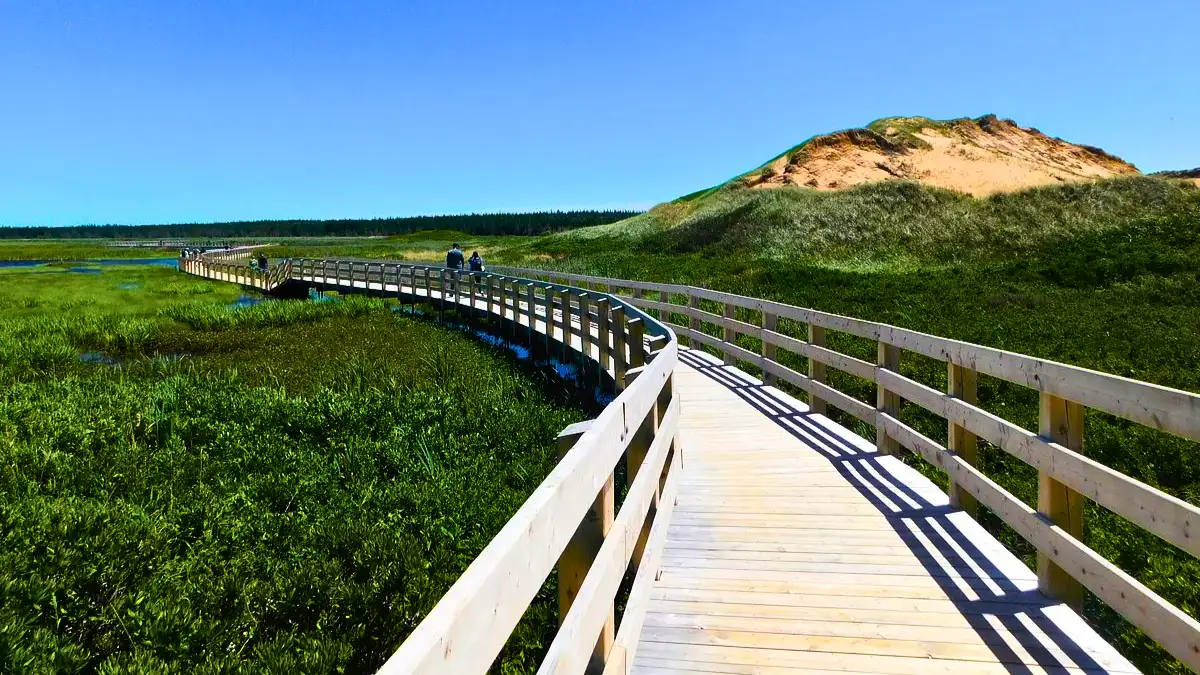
0,210,642,239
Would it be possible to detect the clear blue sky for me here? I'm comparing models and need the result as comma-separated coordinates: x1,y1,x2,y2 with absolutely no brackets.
2,0,1197,227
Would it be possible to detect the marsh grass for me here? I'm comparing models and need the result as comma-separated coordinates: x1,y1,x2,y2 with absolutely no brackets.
0,240,179,261
0,262,581,673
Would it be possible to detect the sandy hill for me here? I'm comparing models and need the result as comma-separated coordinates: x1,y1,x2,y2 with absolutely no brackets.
732,115,1140,197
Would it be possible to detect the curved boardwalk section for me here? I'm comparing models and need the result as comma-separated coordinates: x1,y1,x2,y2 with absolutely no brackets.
179,252,1200,674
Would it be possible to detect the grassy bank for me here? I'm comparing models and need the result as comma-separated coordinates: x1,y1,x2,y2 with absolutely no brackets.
0,264,581,673
0,241,181,261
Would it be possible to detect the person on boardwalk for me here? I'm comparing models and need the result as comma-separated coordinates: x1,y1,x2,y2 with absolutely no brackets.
445,243,465,297
257,253,268,273
468,251,485,279
446,243,465,270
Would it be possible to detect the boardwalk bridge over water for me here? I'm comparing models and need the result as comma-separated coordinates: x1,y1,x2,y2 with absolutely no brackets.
182,248,1200,675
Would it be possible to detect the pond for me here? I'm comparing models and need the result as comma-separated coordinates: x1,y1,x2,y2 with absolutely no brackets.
229,295,266,308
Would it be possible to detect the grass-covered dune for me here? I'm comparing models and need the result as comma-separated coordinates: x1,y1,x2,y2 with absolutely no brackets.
0,264,580,673
549,176,1198,267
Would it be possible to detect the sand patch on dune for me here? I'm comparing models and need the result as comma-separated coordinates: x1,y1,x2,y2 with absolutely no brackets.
746,116,1140,196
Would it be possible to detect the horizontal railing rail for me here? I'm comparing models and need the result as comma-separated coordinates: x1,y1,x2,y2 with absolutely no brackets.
490,264,1200,671
180,254,682,675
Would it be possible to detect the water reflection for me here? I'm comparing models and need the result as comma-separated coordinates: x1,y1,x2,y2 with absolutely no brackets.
79,351,120,366
229,295,265,308
388,305,613,405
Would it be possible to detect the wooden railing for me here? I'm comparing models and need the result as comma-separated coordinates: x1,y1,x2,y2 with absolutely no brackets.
492,264,1200,672
180,254,683,675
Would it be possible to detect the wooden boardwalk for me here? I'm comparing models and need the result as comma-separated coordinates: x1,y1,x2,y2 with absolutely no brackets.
175,256,1200,675
637,349,1136,675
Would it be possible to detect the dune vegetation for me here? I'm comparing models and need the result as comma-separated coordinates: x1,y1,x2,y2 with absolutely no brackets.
0,263,581,673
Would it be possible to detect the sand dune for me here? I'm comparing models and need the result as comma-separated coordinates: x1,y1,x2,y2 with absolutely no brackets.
742,116,1140,197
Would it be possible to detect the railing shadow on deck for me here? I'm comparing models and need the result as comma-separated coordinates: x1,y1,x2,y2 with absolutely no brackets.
677,347,1116,675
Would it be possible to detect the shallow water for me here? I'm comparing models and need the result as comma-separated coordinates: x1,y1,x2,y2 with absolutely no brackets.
229,295,266,308
389,306,612,404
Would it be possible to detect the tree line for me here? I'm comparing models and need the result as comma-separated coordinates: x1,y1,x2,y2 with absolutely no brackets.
0,210,641,239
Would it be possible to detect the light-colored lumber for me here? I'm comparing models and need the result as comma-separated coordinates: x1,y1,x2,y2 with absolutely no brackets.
948,362,979,516
875,341,901,455
878,368,1200,559
1038,392,1085,611
539,396,680,675
554,421,615,671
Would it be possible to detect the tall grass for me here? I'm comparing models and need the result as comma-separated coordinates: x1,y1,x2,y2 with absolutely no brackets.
0,263,582,673
548,176,1198,268
162,295,381,331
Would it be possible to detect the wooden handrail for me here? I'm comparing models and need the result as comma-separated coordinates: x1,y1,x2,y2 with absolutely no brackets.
490,264,1200,671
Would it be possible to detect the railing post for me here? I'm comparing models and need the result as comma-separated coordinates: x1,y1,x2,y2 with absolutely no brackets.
808,325,828,414
596,298,611,387
687,294,700,350
628,319,645,371
408,267,417,313
875,341,901,454
948,363,979,517
612,306,628,391
467,272,477,327
525,282,536,347
723,302,736,366
1038,392,1085,611
502,278,514,341
762,312,778,384
438,270,447,322
484,275,495,329
545,286,557,357
625,367,662,576
555,421,615,672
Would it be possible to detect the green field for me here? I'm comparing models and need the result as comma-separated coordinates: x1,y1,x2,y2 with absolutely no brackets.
0,263,580,673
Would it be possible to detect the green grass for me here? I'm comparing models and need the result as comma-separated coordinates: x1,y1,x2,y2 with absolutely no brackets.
0,263,581,673
0,241,180,260
546,177,1198,269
